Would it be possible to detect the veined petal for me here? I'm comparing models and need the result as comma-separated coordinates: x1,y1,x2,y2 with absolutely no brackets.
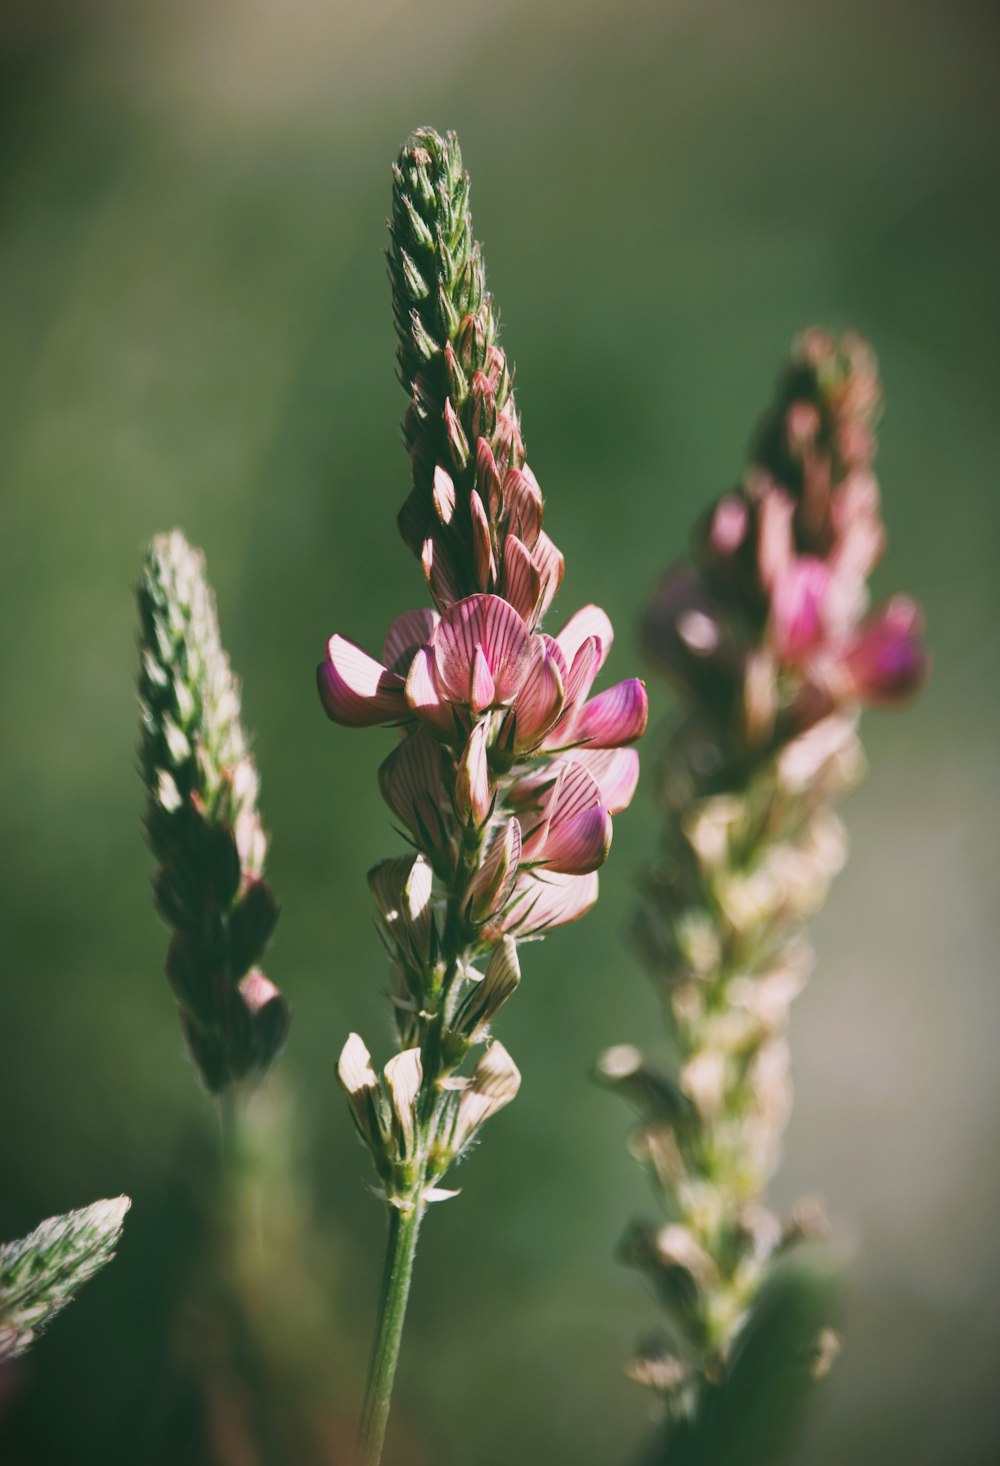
469,489,496,590
573,678,648,748
501,534,542,624
421,534,460,610
556,605,614,674
476,437,503,520
455,720,492,827
318,636,406,727
536,805,613,874
432,595,532,708
521,759,602,859
541,635,601,748
502,466,543,548
569,746,640,813
378,729,451,853
405,646,454,734
506,869,599,935
513,645,565,752
532,532,565,623
383,608,440,673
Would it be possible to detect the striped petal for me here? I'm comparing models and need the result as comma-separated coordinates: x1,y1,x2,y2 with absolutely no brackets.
378,728,451,855
469,489,496,590
522,759,602,860
556,605,614,674
541,635,601,748
502,466,543,548
532,532,565,623
506,869,599,935
383,608,440,673
468,816,522,921
432,595,532,708
573,678,649,748
568,746,640,813
537,805,613,875
421,534,460,610
318,636,406,726
501,534,542,624
513,644,565,752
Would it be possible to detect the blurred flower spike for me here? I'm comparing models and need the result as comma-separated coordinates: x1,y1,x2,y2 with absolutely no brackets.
604,330,927,1434
137,530,290,1095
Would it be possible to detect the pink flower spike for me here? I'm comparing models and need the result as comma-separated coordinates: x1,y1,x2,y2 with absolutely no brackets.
842,596,928,706
382,608,440,673
569,746,641,813
507,869,599,935
455,720,492,827
432,595,532,710
573,678,649,748
318,636,406,727
513,645,565,753
556,605,614,674
771,557,831,660
404,646,454,735
501,534,542,624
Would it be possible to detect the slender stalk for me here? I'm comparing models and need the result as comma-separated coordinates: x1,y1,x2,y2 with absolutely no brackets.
357,1201,425,1466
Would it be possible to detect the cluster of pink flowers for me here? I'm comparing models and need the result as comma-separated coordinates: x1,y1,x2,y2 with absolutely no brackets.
319,579,647,932
643,331,927,742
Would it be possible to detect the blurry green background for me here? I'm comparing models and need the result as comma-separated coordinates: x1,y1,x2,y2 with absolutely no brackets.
1,1,998,1462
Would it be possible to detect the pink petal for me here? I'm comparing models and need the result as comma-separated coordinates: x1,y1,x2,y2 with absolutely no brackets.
455,720,492,827
770,557,831,660
469,489,496,590
757,487,795,591
532,532,565,622
535,805,613,875
708,495,750,557
556,604,614,673
318,636,406,726
569,747,640,813
513,645,565,752
502,466,543,548
432,595,532,708
501,534,542,624
841,596,928,706
573,679,649,748
540,636,601,748
383,608,440,673
378,728,448,850
521,759,602,860
469,645,497,714
404,646,454,734
505,870,599,935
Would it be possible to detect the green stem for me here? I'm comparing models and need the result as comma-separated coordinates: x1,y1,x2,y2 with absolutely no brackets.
357,1200,424,1466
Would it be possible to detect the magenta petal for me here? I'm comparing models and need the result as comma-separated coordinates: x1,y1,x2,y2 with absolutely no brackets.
318,636,406,726
513,646,565,752
536,805,613,874
502,534,542,624
556,605,614,674
455,720,492,826
842,595,928,706
382,608,440,673
404,646,453,734
532,532,564,622
433,595,532,708
568,747,640,813
573,678,649,748
506,870,599,935
541,636,600,748
522,758,602,860
770,556,830,660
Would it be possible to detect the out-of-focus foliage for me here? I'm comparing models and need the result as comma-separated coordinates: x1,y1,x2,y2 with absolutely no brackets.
0,3,997,1465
